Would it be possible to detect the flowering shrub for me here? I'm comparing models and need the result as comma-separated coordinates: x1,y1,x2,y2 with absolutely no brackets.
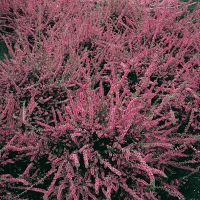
0,0,200,199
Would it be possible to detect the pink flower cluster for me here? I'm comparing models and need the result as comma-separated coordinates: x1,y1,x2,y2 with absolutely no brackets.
0,0,199,199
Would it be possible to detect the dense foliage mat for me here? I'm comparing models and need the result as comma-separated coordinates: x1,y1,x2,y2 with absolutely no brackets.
0,0,199,199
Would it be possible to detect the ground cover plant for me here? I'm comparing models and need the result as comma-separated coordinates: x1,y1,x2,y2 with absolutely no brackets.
0,0,200,199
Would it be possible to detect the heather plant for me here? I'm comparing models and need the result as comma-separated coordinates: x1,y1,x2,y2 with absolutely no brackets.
0,0,200,199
